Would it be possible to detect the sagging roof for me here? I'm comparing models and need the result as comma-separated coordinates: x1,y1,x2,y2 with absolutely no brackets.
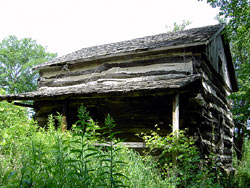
0,75,201,101
34,24,224,70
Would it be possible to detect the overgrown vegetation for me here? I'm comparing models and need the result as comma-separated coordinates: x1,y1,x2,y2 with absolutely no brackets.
0,104,167,187
0,103,250,187
138,128,224,187
231,137,250,188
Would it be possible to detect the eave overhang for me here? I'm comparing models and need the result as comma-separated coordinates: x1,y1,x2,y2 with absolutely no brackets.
0,74,201,101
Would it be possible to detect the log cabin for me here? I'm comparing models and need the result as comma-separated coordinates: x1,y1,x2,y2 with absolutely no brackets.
0,24,238,172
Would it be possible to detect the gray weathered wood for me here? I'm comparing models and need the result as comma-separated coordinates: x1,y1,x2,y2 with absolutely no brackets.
172,93,179,135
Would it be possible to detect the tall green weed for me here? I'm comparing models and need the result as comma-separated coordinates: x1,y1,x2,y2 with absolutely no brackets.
230,138,250,188
139,128,223,187
0,105,167,187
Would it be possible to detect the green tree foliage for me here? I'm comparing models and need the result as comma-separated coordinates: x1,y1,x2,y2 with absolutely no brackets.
173,20,192,32
0,36,56,94
166,20,192,32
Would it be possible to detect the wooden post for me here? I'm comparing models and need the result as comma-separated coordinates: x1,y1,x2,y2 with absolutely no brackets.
172,93,179,135
172,93,179,180
61,100,68,132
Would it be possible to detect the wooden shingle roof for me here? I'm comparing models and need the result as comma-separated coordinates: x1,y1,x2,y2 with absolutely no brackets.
35,24,224,70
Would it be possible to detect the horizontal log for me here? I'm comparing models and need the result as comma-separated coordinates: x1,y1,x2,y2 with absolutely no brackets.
40,71,192,87
14,102,35,108
219,155,232,164
224,126,233,137
223,148,232,155
201,90,233,121
224,139,233,148
42,56,194,79
202,88,230,110
39,59,193,87
202,78,231,109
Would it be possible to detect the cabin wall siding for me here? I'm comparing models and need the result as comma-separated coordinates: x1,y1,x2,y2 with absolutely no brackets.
206,34,233,91
192,49,234,171
38,53,194,89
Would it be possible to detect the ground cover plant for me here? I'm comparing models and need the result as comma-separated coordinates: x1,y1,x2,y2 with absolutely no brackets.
0,102,250,187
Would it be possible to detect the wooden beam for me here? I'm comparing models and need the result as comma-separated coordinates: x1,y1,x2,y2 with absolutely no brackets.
172,93,179,135
172,93,180,181
13,102,35,108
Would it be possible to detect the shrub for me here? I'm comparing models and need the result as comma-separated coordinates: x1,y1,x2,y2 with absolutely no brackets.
0,89,29,130
139,128,223,187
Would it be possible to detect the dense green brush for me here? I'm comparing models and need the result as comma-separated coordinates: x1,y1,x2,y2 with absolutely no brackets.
1,102,249,187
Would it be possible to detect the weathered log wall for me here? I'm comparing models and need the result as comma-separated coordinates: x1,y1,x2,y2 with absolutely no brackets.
191,34,234,172
38,51,194,89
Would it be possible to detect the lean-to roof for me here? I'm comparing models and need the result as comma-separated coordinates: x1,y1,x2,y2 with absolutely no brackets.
0,75,200,101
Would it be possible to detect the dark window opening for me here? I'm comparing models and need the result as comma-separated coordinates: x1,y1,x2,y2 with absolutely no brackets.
218,57,223,76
